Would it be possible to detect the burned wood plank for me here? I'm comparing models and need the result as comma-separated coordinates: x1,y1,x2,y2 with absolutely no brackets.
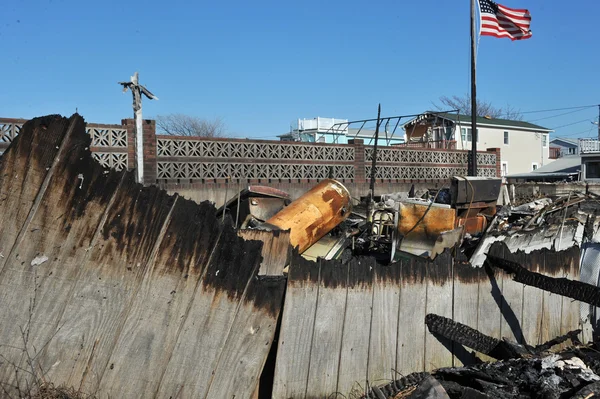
486,254,600,308
272,254,320,398
95,199,222,398
305,258,348,397
154,225,265,398
424,251,454,371
336,257,374,397
204,276,287,398
396,257,427,375
368,260,401,384
452,263,484,366
238,229,291,276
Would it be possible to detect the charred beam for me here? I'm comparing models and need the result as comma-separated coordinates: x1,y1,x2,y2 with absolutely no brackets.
425,314,526,360
486,255,600,308
533,329,582,354
362,372,429,399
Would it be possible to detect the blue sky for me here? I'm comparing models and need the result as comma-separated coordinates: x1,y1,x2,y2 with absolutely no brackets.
1,0,599,139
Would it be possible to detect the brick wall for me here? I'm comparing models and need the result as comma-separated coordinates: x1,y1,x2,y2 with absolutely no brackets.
0,116,502,203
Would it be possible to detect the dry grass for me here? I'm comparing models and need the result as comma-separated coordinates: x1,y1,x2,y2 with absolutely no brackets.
29,383,96,399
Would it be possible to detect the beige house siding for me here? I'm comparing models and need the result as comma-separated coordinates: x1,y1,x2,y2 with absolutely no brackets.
452,123,552,175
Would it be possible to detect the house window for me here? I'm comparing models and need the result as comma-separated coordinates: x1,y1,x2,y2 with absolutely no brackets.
542,134,547,147
465,128,479,142
569,147,575,154
461,128,466,142
504,131,509,145
587,161,600,179
532,162,539,171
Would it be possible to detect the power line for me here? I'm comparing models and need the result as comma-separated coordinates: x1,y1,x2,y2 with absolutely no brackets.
517,104,597,116
528,107,596,122
559,126,595,138
551,118,594,130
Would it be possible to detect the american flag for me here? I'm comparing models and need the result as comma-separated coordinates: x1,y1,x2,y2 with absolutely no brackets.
479,0,532,41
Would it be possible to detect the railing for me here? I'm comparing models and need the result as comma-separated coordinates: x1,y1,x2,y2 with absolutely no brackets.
292,117,349,133
393,140,457,150
579,138,600,154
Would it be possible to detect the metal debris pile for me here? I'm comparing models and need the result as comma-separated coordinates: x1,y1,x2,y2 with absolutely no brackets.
490,192,593,235
219,177,600,266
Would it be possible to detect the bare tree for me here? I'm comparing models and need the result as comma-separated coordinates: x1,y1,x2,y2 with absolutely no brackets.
434,94,523,120
156,114,227,137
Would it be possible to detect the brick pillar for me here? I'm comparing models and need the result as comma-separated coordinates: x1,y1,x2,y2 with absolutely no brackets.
349,139,365,182
122,118,157,185
487,147,502,178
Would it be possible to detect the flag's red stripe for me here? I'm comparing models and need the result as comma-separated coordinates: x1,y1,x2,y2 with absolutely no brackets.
481,16,530,33
498,13,531,27
481,30,532,41
482,26,528,36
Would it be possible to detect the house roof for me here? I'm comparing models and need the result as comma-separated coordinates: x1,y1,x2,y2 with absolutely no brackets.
405,112,552,132
550,137,578,146
434,113,552,132
506,155,581,179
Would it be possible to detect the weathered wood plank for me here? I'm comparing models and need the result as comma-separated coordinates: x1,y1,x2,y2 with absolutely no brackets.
96,199,222,398
205,276,287,398
272,255,320,399
35,179,176,394
305,258,348,398
497,244,526,345
540,249,568,345
336,257,374,397
154,226,264,398
515,250,544,347
396,257,427,375
0,116,73,276
424,251,453,371
367,260,401,386
0,116,126,391
238,229,291,276
452,262,483,366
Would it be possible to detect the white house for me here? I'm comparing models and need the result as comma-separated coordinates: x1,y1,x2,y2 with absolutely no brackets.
403,112,553,176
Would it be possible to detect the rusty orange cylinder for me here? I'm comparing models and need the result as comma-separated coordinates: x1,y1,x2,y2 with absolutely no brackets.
264,179,352,254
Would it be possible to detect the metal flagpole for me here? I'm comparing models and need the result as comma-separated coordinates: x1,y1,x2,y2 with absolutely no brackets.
597,104,600,141
470,0,478,176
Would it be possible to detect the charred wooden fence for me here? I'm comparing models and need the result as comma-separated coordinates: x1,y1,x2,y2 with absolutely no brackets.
272,246,584,398
0,114,588,398
0,115,287,398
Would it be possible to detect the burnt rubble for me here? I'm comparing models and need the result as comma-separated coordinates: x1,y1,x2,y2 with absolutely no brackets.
364,350,600,399
365,317,600,399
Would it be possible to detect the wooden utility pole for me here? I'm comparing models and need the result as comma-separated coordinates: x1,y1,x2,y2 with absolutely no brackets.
119,72,158,184
470,0,478,176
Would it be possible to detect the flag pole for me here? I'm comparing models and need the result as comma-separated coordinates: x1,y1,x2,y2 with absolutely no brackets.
470,0,478,176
